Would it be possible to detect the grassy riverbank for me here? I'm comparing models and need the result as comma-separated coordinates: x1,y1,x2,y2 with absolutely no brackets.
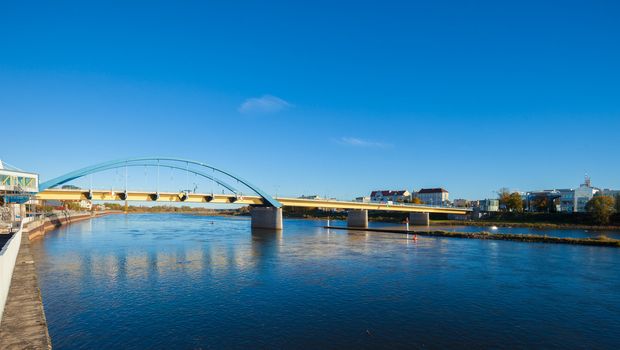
99,204,620,231
327,226,620,247
421,230,620,247
431,220,620,231
447,212,620,230
287,209,620,230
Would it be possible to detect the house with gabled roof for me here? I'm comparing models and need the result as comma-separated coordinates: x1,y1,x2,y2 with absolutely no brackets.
370,190,411,203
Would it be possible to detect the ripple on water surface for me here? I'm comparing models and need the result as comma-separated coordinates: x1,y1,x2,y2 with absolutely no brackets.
30,214,620,349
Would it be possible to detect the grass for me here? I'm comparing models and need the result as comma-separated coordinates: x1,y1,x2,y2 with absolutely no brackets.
431,220,620,231
326,226,620,247
422,230,620,247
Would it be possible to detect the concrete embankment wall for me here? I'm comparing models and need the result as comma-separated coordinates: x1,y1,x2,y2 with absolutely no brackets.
0,210,120,348
26,210,120,241
0,223,22,325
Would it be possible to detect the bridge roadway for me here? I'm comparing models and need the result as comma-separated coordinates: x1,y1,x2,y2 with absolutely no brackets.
36,189,470,229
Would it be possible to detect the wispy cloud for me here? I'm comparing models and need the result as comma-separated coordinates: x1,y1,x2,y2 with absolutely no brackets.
336,137,392,149
238,95,292,114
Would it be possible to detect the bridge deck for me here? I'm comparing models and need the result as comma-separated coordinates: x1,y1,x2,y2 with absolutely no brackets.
36,189,470,215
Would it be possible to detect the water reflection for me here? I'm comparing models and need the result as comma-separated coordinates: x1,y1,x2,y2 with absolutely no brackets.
251,228,282,252
29,214,620,350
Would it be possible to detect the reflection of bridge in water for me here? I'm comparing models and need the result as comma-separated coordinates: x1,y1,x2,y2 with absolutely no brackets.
35,157,469,230
33,219,427,284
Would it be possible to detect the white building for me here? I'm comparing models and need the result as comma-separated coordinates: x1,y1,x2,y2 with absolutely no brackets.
479,199,499,212
574,177,599,213
415,188,449,206
0,160,39,224
79,200,93,210
298,195,321,200
601,189,620,198
370,190,411,203
557,189,575,213
521,177,617,214
0,162,39,195
453,199,470,208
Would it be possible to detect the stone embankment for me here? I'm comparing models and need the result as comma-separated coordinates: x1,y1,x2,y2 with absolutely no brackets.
26,210,121,240
326,226,620,247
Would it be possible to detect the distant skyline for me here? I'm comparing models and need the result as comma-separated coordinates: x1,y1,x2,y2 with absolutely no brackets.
1,1,619,200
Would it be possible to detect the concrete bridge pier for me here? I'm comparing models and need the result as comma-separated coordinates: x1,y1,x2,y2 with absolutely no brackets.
409,212,430,226
251,207,283,230
347,209,368,228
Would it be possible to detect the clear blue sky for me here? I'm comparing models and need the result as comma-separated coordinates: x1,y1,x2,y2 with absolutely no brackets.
1,1,619,200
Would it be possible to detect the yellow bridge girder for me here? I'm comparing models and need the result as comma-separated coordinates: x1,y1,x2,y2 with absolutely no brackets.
35,189,470,215
36,189,264,205
276,197,469,214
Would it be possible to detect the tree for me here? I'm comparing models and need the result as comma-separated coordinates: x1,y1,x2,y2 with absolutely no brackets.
63,201,82,211
498,188,511,211
586,195,616,225
499,189,523,213
615,194,620,213
530,196,549,212
507,192,524,213
411,197,423,205
104,203,123,211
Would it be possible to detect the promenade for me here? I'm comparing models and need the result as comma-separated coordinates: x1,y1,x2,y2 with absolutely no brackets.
0,211,120,349
0,227,51,349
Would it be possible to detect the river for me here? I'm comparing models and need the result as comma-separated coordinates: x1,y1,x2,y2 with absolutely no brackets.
30,214,620,349
365,221,620,240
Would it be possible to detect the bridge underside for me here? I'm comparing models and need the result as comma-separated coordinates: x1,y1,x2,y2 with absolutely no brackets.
37,189,264,205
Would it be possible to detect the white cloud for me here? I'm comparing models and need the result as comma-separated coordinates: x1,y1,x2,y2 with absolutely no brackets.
336,137,392,149
238,95,292,114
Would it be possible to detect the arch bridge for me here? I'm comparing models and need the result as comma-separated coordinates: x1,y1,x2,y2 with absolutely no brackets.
35,157,470,230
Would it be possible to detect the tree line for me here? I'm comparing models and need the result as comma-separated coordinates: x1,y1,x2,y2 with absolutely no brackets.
497,188,619,225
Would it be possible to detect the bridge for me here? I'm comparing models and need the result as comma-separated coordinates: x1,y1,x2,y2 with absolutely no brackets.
34,157,469,230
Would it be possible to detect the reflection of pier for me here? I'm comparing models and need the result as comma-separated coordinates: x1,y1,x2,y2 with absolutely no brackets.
35,228,287,284
251,229,283,270
27,218,433,295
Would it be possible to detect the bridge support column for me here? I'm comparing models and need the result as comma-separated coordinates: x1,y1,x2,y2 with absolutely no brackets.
409,212,430,226
251,207,283,230
347,209,368,228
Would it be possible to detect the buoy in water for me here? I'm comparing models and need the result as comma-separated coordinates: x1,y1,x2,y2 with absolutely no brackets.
491,226,498,230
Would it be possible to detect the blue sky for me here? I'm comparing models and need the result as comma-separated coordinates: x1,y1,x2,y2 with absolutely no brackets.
1,0,619,200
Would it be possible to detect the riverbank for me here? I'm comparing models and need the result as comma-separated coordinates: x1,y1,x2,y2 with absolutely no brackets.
284,214,620,231
432,220,620,231
26,210,123,240
0,210,123,349
0,223,52,349
326,226,620,247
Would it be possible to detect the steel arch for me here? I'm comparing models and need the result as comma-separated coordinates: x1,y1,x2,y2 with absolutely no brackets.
38,157,282,207
81,163,241,194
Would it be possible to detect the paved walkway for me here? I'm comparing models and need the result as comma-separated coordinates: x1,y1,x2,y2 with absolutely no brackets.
0,231,52,349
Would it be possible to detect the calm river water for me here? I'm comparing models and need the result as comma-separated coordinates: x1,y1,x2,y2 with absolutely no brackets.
31,214,620,349
366,222,620,240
